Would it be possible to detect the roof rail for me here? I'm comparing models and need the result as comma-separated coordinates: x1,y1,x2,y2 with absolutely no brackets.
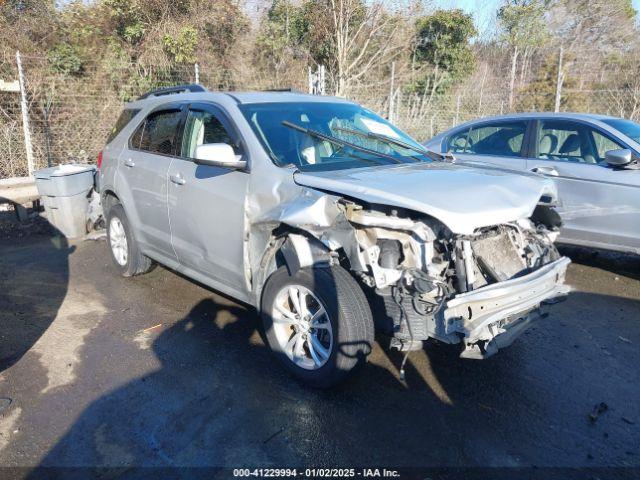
262,88,303,93
137,84,207,100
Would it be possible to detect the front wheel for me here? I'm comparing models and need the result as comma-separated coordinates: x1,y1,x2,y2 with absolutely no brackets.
261,265,374,388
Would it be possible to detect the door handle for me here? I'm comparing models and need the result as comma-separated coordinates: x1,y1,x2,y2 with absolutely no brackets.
123,158,135,168
170,174,186,186
531,166,559,177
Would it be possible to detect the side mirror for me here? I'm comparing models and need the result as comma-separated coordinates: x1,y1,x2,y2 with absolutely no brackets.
605,148,632,167
194,143,246,169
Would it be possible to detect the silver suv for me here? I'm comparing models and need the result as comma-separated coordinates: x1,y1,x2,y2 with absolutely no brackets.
99,85,570,387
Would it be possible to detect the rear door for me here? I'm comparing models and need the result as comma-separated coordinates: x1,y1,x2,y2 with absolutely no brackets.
444,120,531,172
167,102,250,294
527,119,640,252
119,105,185,265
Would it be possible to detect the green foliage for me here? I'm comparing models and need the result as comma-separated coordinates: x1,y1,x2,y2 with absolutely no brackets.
257,0,309,60
104,0,144,44
302,0,343,67
203,0,249,61
163,27,198,64
498,0,548,49
516,53,585,111
137,0,192,19
47,43,84,75
414,9,477,93
123,23,145,43
256,0,333,67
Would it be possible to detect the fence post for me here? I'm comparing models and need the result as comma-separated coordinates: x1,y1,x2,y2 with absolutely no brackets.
388,61,395,123
308,65,326,95
16,51,35,177
455,94,461,125
194,62,200,84
554,46,564,113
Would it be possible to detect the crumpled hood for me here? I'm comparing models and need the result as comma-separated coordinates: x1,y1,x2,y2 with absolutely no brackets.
294,161,557,235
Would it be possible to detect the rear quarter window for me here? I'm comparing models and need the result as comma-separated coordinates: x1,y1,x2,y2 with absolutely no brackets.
106,109,140,144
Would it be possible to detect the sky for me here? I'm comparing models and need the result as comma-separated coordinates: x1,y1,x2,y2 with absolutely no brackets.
432,0,502,37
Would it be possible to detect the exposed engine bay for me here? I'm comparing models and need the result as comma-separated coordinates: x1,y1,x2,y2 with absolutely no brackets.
297,200,571,359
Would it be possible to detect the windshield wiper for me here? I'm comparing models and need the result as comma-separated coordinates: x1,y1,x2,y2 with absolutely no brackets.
332,126,444,161
281,121,404,164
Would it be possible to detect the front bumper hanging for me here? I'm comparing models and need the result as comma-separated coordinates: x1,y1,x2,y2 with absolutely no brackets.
443,257,571,359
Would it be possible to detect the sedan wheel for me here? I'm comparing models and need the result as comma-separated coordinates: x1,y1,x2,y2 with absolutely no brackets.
272,285,333,370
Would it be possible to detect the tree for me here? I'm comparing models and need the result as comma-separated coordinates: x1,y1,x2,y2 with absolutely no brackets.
255,0,313,84
163,27,198,64
497,0,548,110
323,0,409,95
47,43,85,76
103,0,145,44
413,9,477,96
546,0,638,92
516,52,586,111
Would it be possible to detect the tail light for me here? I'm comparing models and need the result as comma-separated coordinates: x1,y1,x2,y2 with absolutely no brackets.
97,150,103,170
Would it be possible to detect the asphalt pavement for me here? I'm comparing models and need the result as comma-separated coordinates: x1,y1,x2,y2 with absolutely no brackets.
0,223,638,475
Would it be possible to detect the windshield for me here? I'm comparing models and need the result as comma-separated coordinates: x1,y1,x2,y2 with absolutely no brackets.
238,102,431,171
602,118,640,144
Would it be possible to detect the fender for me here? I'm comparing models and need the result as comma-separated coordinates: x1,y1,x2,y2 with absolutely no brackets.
280,234,332,275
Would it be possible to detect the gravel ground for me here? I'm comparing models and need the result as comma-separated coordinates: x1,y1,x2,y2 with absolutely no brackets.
0,216,638,476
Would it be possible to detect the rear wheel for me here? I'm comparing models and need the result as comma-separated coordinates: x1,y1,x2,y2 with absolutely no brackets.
261,265,374,388
106,203,154,277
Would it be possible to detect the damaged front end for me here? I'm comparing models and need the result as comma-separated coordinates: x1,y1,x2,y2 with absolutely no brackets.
336,202,570,359
249,165,570,361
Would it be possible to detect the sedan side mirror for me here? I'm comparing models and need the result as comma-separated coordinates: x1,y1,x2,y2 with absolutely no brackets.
605,148,632,168
194,143,246,169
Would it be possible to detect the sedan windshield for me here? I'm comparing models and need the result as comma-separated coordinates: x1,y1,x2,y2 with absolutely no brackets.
602,118,640,143
238,102,432,171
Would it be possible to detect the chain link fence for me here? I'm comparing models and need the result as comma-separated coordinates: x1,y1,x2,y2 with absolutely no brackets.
1,53,640,179
0,91,26,178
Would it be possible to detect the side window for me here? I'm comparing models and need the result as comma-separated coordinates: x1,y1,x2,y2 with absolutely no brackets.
447,129,472,153
130,121,146,150
537,120,599,164
459,122,527,157
130,109,183,155
590,130,624,162
181,108,239,159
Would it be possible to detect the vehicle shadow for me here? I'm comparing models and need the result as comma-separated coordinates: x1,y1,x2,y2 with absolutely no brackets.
29,281,640,473
559,245,640,281
0,211,72,374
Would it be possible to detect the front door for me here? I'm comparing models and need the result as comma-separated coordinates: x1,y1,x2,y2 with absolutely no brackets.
120,107,184,264
527,119,640,252
168,102,249,294
445,120,530,172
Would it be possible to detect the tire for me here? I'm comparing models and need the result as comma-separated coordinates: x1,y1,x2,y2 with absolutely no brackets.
261,265,374,388
106,203,154,277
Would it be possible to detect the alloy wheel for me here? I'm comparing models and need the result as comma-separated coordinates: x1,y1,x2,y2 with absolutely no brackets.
271,285,333,370
109,216,128,266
